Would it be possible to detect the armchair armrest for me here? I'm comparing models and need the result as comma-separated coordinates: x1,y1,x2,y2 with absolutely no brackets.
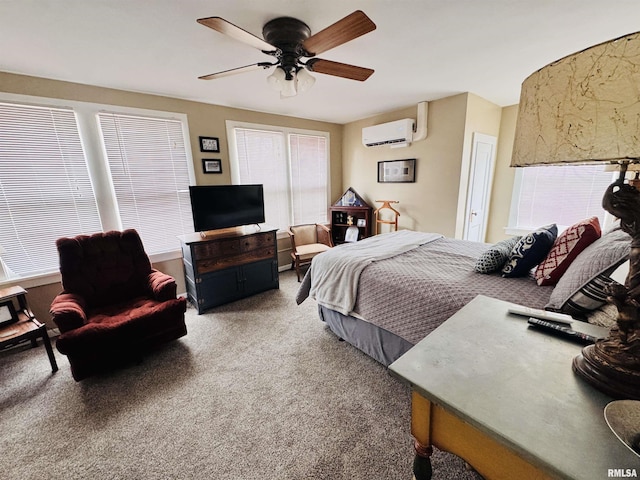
49,292,88,333
316,224,334,247
148,269,177,302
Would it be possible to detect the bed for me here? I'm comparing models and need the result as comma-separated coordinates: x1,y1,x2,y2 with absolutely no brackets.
296,228,630,366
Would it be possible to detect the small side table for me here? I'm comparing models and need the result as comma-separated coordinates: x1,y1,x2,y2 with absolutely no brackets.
0,285,58,372
389,295,638,479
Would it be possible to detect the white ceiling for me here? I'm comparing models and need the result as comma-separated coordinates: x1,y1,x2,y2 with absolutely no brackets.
1,1,640,124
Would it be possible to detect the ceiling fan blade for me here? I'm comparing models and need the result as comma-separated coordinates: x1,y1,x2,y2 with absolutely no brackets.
197,16,277,53
302,10,376,56
199,63,273,80
306,59,374,82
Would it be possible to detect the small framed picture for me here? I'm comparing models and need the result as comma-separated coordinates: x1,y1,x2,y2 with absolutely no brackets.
378,159,416,183
344,226,360,243
356,218,366,228
0,299,17,327
199,136,220,153
202,159,222,174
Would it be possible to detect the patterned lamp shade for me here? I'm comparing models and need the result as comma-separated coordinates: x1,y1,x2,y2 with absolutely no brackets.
511,31,640,167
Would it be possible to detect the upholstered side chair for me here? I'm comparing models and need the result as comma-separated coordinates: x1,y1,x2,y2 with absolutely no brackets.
288,224,334,282
50,229,187,381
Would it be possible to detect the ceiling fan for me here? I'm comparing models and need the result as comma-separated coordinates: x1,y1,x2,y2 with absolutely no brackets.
197,10,376,97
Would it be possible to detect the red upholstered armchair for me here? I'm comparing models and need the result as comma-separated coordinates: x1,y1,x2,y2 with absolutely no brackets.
50,229,187,381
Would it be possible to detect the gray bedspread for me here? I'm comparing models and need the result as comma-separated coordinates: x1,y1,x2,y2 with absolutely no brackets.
308,230,442,315
298,234,555,346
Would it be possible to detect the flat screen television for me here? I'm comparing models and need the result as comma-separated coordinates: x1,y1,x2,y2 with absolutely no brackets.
189,184,265,232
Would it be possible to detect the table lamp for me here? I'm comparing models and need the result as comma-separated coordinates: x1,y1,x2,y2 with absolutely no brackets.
511,31,640,399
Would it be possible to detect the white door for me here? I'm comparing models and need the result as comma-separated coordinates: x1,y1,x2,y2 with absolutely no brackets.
463,133,497,242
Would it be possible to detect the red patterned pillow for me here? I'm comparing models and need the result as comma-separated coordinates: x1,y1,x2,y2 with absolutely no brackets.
534,217,601,286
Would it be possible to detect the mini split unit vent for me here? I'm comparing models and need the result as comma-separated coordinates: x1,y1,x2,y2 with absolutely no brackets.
362,118,415,147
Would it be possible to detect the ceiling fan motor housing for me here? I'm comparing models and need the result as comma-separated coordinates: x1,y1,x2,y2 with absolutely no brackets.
262,17,312,77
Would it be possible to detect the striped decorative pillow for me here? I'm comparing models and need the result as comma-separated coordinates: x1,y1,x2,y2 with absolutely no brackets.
546,227,630,318
561,273,615,318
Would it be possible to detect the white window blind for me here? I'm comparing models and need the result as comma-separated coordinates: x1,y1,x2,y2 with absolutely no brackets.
234,128,290,230
233,127,329,230
290,133,328,224
0,102,102,277
510,164,614,231
98,112,194,255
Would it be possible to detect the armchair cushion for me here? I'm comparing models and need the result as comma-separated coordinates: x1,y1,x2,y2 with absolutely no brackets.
295,243,331,261
290,225,319,246
56,229,154,308
55,297,186,356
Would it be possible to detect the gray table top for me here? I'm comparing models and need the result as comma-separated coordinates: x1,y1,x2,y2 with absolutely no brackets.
389,295,639,480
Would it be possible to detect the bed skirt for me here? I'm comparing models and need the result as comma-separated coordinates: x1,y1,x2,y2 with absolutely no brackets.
318,305,413,366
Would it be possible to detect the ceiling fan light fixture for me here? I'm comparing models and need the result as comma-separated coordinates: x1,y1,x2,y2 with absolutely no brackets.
267,66,286,91
280,74,298,98
296,67,316,93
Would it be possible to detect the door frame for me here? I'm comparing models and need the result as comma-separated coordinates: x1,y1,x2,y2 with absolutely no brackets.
462,132,497,242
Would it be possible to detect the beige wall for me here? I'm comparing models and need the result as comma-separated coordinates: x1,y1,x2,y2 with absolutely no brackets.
341,92,505,239
486,104,519,243
0,71,343,326
342,95,467,236
454,93,503,238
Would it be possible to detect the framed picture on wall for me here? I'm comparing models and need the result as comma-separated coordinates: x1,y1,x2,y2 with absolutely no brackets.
378,159,416,183
199,136,220,153
202,159,222,174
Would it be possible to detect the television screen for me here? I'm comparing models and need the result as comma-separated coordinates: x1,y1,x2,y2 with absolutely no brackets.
189,185,265,232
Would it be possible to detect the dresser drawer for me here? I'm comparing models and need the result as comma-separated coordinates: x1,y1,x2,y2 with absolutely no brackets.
240,232,274,252
195,246,276,275
193,238,241,259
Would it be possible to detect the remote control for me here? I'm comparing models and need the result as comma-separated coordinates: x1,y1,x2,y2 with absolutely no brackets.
527,318,598,345
508,305,573,325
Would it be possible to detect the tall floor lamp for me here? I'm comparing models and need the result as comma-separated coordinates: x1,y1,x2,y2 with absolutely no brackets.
511,31,640,400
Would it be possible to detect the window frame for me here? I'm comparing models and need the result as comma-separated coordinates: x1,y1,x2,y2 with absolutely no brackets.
0,92,196,288
225,120,331,238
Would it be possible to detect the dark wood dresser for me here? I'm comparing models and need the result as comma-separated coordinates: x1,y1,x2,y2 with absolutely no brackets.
178,224,279,313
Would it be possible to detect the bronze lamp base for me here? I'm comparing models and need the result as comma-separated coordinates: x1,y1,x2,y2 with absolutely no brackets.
573,175,640,400
573,328,640,400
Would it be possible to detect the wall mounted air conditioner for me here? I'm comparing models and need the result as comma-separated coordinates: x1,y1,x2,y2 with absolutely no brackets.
362,118,415,147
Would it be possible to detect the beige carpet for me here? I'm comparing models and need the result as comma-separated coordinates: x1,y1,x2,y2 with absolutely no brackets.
0,270,481,479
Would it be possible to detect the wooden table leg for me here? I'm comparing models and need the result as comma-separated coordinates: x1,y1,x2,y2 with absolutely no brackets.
413,440,433,480
39,326,58,372
411,391,433,480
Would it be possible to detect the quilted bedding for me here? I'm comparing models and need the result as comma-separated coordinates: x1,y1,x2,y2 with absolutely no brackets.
298,233,555,346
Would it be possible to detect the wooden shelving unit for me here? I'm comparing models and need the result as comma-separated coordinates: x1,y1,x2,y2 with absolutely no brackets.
329,188,372,245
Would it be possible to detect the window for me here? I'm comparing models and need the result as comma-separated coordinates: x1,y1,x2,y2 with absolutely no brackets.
289,133,329,224
228,122,329,231
0,96,195,282
98,112,193,254
508,164,615,234
0,102,102,277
